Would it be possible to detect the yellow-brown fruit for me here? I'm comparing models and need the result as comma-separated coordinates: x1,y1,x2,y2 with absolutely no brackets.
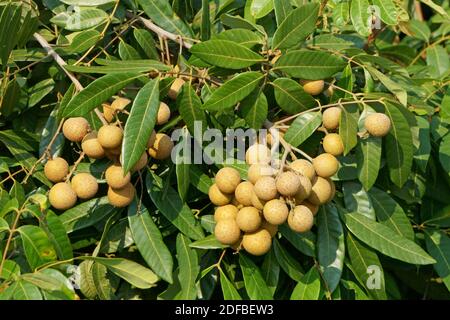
236,207,262,232
81,132,105,159
49,182,77,210
111,97,131,111
234,181,254,206
215,167,241,194
276,171,301,197
261,220,278,237
214,219,241,245
148,133,174,160
105,150,119,161
364,113,391,137
251,192,266,210
308,176,333,205
208,184,232,206
294,175,313,203
147,130,157,148
290,159,316,181
102,103,115,122
157,102,171,125
132,152,148,172
214,205,238,222
107,183,135,208
242,229,272,256
44,157,69,183
247,163,274,184
254,176,278,201
62,117,89,142
105,164,131,189
288,205,314,233
71,173,98,200
98,125,123,150
313,153,339,178
303,201,319,216
322,133,344,156
263,199,289,225
168,78,185,100
301,80,325,96
245,143,272,165
231,196,243,208
322,107,342,130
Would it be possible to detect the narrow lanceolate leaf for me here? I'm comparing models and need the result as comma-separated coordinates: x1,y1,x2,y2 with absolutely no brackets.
220,269,242,300
273,239,304,281
91,262,117,300
250,0,274,19
0,4,22,66
290,267,321,300
279,225,316,257
274,50,346,80
343,181,375,220
366,66,407,106
69,29,101,53
118,41,141,60
272,78,316,114
273,0,291,25
41,211,73,260
176,144,191,203
239,254,273,300
272,3,319,50
175,234,199,300
190,40,264,69
350,0,371,36
128,201,173,283
65,61,169,74
261,249,280,295
64,9,108,31
344,213,436,265
79,261,97,300
17,225,57,270
189,235,228,249
372,0,398,25
178,83,207,135
122,78,159,173
425,230,450,291
212,29,264,48
13,282,42,300
134,28,159,59
440,134,450,178
60,0,116,5
356,136,381,190
339,103,359,155
203,72,264,111
239,90,268,129
426,45,449,78
62,73,141,117
283,112,322,147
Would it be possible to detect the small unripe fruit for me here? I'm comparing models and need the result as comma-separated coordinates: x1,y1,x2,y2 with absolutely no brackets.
215,167,241,194
303,201,319,216
102,103,115,122
308,176,333,205
294,175,313,203
107,183,135,207
148,133,174,160
254,176,278,201
290,159,316,181
261,220,278,237
215,219,241,245
44,157,69,183
105,164,131,189
132,152,148,172
209,184,232,206
301,80,324,96
276,171,301,197
168,78,185,100
147,130,157,148
82,132,105,159
263,199,289,225
313,153,339,178
245,143,271,165
98,125,123,149
236,207,262,232
323,133,344,156
49,182,77,210
63,117,89,142
242,229,272,256
248,163,274,184
111,97,131,111
214,205,238,222
157,102,171,125
234,181,254,206
251,192,266,210
71,173,98,200
364,113,391,137
322,107,341,130
288,205,314,233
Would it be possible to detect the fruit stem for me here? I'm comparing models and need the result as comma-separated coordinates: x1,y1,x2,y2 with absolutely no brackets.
65,152,86,183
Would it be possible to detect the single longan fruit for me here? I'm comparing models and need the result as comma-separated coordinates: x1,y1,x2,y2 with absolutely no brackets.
107,183,135,208
111,97,131,111
236,207,262,232
148,133,174,160
102,103,115,122
245,143,272,165
105,164,131,189
294,175,313,203
322,107,342,130
290,159,316,181
157,102,171,125
301,80,325,96
168,78,185,100
303,201,319,216
49,182,77,210
63,117,89,142
209,184,232,206
254,176,278,201
247,163,274,184
98,125,123,150
288,205,314,233
44,157,69,183
308,176,333,205
323,133,344,156
215,219,241,245
313,153,339,178
215,167,241,194
214,205,238,222
276,171,301,197
251,192,266,210
82,132,105,159
131,152,148,172
263,199,289,225
364,113,391,137
261,220,278,238
234,181,254,206
147,130,157,148
242,229,272,256
71,173,98,200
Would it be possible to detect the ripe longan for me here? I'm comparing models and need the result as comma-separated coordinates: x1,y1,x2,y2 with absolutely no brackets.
254,176,278,201
82,132,105,159
251,192,266,210
364,113,391,137
209,184,232,206
323,133,344,156
98,125,123,150
157,102,171,125
245,143,272,165
261,220,278,238
147,130,157,148
49,182,77,210
168,78,185,100
71,173,98,200
44,157,69,183
303,201,319,216
236,207,262,232
263,199,289,225
102,103,115,122
63,117,89,142
111,97,131,111
215,219,241,245
322,107,341,130
107,183,135,207
276,171,301,197
214,205,238,222
105,164,131,189
234,181,254,206
290,159,316,181
308,176,333,205
288,205,314,233
215,167,241,194
132,152,148,172
294,175,312,203
148,133,174,160
242,229,272,256
301,80,324,96
247,163,274,184
313,153,339,178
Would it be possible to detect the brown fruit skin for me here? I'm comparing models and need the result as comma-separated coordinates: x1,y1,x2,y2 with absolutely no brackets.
288,205,314,233
209,184,232,206
251,192,266,210
215,167,241,194
49,182,77,210
157,102,171,125
313,153,339,178
242,229,272,256
303,201,319,216
107,183,135,208
322,133,344,156
132,152,148,172
215,219,241,245
71,173,98,200
82,132,105,159
261,220,278,238
308,176,333,205
147,130,157,148
102,103,115,122
98,125,123,149
105,164,131,189
111,97,131,111
245,144,272,165
364,113,391,137
168,78,185,100
322,107,342,130
290,159,316,181
254,176,278,201
234,181,254,206
236,207,262,232
63,117,89,142
214,205,238,222
247,163,274,184
263,199,289,225
276,171,301,197
301,80,325,96
294,175,313,203
44,157,69,183
148,133,174,160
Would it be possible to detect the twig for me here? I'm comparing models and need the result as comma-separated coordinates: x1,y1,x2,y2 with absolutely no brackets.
65,152,86,182
0,209,22,276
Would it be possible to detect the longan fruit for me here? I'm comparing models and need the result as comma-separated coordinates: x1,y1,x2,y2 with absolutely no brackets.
294,175,313,203
132,152,148,172
98,125,123,150
245,143,272,165
276,171,301,197
215,167,241,194
322,107,342,130
62,117,89,142
148,133,174,160
81,132,105,159
323,133,344,156
312,153,339,178
105,164,131,189
111,97,131,111
247,163,274,184
364,113,391,137
209,184,232,206
289,159,316,181
301,80,324,96
308,176,333,205
49,182,77,210
102,103,115,122
44,157,69,183
251,192,266,210
71,173,98,200
107,183,135,208
168,78,185,100
234,181,254,206
261,220,278,238
147,130,157,148
236,207,262,232
263,199,289,225
214,205,238,222
254,176,278,201
303,201,319,216
157,102,171,125
215,219,241,245
288,205,314,233
242,229,272,256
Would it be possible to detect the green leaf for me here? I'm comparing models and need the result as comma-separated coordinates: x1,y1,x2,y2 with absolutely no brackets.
219,269,242,300
273,0,291,25
91,262,117,300
133,28,159,59
372,0,398,25
69,29,101,53
425,230,450,292
339,103,359,155
239,89,268,129
175,233,199,299
249,0,273,19
239,254,273,300
273,238,304,281
356,136,381,190
60,0,116,5
189,234,228,249
426,45,449,78
212,29,264,48
350,0,371,36
413,116,431,173
343,181,375,220
311,35,354,52
407,20,430,41
290,267,321,300
178,83,208,136
0,260,20,281
42,211,73,260
279,224,316,257
79,260,98,299
118,41,141,60
65,61,169,74
175,130,191,202
272,78,316,114
189,165,213,194
0,217,9,233
0,4,22,66
28,79,55,107
440,134,450,178
419,0,449,17
21,272,66,293
39,109,65,159
17,225,57,270
64,9,108,31
283,112,322,147
261,248,280,295
13,281,42,300
366,66,407,106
